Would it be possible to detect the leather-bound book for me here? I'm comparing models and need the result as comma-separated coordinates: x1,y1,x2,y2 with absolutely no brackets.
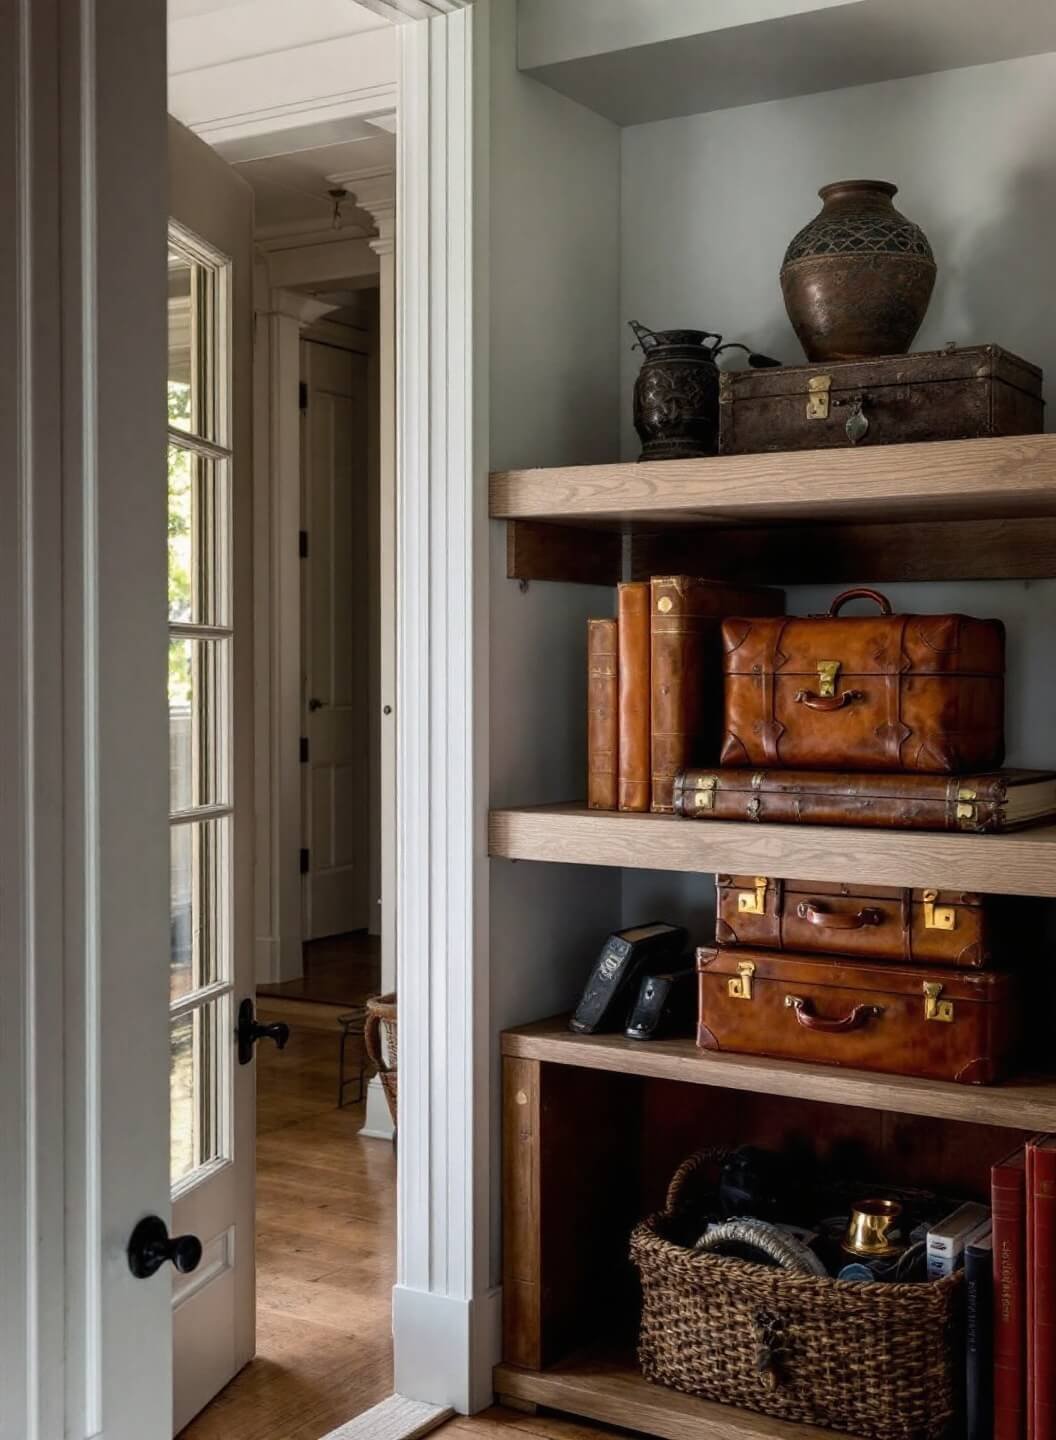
617,582,650,811
587,618,618,810
650,577,784,813
1030,1135,1056,1440
993,1146,1027,1440
966,1226,994,1440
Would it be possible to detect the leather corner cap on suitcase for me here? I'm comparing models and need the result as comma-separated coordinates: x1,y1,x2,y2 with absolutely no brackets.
715,875,992,969
720,587,1005,774
695,946,1018,1086
672,767,1056,833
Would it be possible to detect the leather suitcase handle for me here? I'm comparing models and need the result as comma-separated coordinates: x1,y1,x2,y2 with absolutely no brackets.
827,587,893,616
785,995,884,1032
794,688,864,710
796,901,883,931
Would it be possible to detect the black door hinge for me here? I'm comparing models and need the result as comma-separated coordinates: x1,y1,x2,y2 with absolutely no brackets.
299,736,309,763
299,529,309,558
298,380,308,411
300,848,310,875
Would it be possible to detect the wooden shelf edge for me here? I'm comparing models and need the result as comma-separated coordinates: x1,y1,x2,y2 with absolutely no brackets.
488,805,1056,899
501,1019,1053,1131
494,1351,857,1440
489,433,1056,526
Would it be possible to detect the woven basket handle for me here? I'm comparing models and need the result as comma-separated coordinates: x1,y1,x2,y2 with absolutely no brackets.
664,1149,727,1216
364,1012,392,1075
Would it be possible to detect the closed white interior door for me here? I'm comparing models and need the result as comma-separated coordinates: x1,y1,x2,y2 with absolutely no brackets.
301,340,372,941
168,121,255,1433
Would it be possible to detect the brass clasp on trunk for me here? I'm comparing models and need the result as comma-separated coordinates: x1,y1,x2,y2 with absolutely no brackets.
729,961,755,1001
806,374,832,419
738,878,768,915
692,776,717,811
923,981,954,1023
922,889,956,931
816,660,841,698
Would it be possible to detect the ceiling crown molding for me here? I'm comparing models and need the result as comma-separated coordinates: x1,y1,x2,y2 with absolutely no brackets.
327,164,395,252
354,0,471,21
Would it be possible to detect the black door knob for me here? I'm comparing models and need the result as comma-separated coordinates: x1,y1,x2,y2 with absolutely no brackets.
127,1215,203,1279
236,997,290,1066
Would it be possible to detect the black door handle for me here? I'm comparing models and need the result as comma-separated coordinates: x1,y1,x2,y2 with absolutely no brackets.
128,1215,203,1279
307,697,324,711
237,997,290,1066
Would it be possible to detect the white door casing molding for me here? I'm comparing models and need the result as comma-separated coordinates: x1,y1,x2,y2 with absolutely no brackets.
2,1,173,1437
392,4,498,1414
358,0,473,21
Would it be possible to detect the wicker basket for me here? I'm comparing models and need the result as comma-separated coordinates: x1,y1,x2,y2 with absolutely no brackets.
630,1152,962,1440
364,992,398,1126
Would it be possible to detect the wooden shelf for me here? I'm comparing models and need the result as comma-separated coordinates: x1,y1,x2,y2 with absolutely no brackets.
495,1346,857,1440
491,435,1056,527
503,1018,1056,1132
493,436,1056,585
489,805,1056,899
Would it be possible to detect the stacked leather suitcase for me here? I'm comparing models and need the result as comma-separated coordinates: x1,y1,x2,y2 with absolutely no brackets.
689,586,1020,1085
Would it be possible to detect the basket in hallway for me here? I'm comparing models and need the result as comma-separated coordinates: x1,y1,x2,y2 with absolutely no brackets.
364,992,398,1126
630,1150,962,1440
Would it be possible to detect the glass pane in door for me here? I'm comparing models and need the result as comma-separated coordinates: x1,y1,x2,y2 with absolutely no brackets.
170,817,230,1003
168,447,227,626
170,1002,222,1186
169,636,229,812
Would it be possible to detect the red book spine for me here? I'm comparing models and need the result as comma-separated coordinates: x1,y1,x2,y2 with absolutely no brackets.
1033,1140,1056,1440
994,1147,1027,1440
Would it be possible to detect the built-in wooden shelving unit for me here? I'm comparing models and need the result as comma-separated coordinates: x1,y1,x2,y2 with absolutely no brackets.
503,1019,1056,1132
491,435,1056,1438
492,433,1056,585
489,804,1056,898
495,1347,856,1440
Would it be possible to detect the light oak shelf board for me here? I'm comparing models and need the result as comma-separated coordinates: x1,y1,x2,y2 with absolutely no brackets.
503,1019,1054,1132
494,1348,857,1440
490,434,1056,527
489,805,1056,899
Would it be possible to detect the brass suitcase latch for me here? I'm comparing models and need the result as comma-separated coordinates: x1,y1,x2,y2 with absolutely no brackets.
956,786,977,826
729,961,755,1001
738,877,768,915
922,889,956,931
923,981,954,1023
692,776,717,811
807,374,832,419
816,660,841,698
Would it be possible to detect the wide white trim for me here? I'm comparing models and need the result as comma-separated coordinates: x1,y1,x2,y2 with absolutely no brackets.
359,1075,396,1141
392,5,495,1415
359,0,472,21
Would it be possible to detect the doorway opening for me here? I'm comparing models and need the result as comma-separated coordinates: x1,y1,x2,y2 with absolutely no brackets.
167,3,399,1435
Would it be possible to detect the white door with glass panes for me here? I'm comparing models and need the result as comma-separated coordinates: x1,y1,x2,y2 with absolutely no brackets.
168,121,257,1433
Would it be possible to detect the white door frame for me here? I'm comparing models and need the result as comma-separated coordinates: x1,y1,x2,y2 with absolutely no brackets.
391,2,496,1414
3,1,173,1437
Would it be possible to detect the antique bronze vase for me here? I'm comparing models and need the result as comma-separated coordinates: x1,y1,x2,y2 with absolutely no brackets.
780,180,936,362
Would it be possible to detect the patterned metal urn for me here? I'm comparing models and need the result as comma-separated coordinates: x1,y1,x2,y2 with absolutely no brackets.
631,324,723,461
780,180,936,362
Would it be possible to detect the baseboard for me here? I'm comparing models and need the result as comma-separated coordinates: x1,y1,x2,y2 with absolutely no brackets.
359,1074,396,1140
317,1394,453,1439
393,1284,502,1415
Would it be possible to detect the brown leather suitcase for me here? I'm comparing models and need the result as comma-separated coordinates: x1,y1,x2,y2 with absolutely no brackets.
722,587,1004,773
673,766,1056,833
718,344,1044,455
716,875,992,969
696,946,1017,1085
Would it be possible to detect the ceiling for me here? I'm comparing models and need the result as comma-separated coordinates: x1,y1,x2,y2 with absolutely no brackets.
168,0,395,234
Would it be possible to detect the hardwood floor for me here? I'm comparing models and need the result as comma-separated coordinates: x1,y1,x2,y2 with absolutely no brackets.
257,931,382,1008
179,1019,394,1440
